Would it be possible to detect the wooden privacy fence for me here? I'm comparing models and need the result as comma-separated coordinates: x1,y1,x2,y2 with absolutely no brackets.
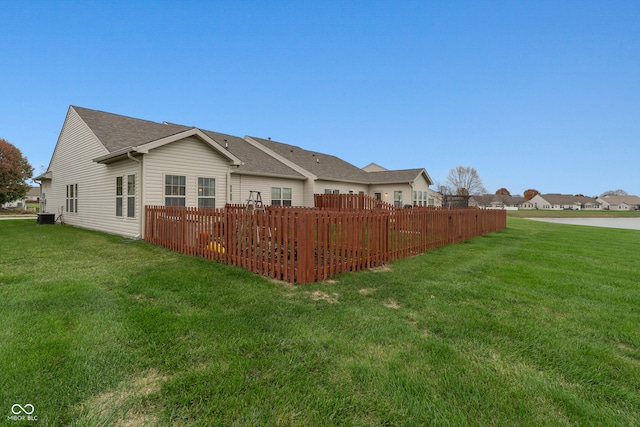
145,205,506,284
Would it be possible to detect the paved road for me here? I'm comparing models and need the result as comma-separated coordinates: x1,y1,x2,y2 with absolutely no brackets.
0,216,37,220
528,217,640,230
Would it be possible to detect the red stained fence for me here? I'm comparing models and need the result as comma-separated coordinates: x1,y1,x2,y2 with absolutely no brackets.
144,203,506,284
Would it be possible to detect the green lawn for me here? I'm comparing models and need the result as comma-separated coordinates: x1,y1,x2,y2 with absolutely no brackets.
1,218,639,426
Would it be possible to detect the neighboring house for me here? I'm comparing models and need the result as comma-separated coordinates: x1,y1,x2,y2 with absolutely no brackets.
469,194,526,210
596,195,640,211
1,186,39,209
527,193,602,210
362,163,441,207
35,106,437,238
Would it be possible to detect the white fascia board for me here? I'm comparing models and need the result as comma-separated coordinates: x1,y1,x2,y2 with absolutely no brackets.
92,146,138,164
243,136,318,180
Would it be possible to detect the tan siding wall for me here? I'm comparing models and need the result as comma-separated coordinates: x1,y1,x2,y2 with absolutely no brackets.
230,174,305,207
46,108,140,237
314,180,368,196
143,137,231,208
368,183,412,206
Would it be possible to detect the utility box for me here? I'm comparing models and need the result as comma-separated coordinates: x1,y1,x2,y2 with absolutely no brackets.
37,213,55,225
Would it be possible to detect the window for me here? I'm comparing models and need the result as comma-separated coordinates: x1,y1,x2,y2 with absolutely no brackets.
165,175,186,206
271,187,292,206
394,191,402,207
66,184,78,213
127,174,136,218
116,177,123,216
374,192,382,200
324,189,339,194
198,177,216,208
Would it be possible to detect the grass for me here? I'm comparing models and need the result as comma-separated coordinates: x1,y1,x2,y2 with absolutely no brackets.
1,218,639,425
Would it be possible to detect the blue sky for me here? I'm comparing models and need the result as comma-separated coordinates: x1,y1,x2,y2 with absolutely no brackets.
2,0,639,196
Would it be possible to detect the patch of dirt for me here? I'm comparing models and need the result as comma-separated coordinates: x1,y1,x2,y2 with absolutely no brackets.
358,288,377,295
384,298,400,309
310,290,339,303
370,264,392,273
77,369,167,426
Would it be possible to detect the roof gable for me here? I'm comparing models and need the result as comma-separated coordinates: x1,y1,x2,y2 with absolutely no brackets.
247,136,371,183
367,168,433,185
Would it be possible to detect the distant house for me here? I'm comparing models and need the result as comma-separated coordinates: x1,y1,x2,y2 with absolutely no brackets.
35,106,438,238
596,195,640,211
469,194,526,210
527,194,602,211
1,186,39,209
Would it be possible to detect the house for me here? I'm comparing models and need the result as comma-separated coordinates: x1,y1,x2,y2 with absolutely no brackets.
35,106,438,238
596,195,640,211
469,194,526,210
527,193,602,211
1,186,39,209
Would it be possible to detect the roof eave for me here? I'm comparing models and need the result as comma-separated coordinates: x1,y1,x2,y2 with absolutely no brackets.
231,170,308,181
92,147,138,164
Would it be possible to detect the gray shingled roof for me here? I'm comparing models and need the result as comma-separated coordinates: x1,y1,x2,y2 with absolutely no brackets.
200,131,305,180
539,194,600,205
366,168,429,184
74,106,305,180
598,195,640,205
248,136,371,183
73,106,190,152
73,106,429,185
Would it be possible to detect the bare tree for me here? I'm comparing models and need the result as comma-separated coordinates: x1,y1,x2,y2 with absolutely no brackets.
600,189,628,197
444,166,487,196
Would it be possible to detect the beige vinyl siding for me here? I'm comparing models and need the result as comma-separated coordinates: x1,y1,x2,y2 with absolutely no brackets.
45,108,141,237
369,183,412,206
410,174,434,206
230,174,305,207
143,136,231,208
313,180,368,197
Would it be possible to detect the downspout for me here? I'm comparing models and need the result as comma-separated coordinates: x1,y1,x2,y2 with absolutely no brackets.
227,167,232,206
127,152,143,239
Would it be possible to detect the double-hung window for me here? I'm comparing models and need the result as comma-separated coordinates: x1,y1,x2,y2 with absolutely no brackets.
394,191,402,207
165,175,186,206
198,177,216,208
116,177,123,216
116,175,136,217
66,184,78,213
127,174,136,217
271,187,292,206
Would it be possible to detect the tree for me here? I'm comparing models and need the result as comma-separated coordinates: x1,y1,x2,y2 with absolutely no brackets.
601,189,628,197
495,188,511,196
444,166,487,196
0,138,34,205
523,189,540,201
